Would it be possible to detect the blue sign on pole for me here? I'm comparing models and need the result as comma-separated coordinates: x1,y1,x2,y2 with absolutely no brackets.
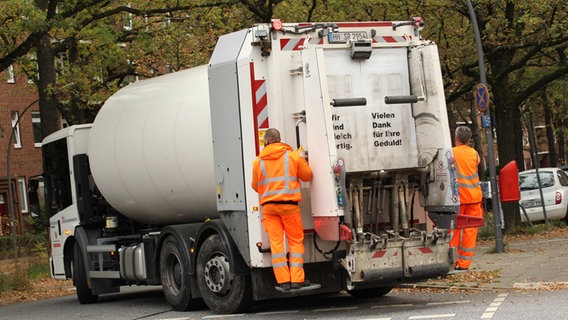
482,114,491,128
475,83,489,112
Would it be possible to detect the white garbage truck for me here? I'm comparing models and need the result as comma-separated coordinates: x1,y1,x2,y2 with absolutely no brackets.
42,19,464,314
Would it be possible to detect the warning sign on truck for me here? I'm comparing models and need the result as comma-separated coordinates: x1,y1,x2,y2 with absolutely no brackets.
325,49,419,172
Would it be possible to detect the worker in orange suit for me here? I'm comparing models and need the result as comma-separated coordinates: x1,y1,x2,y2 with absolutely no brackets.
251,128,315,292
450,125,484,270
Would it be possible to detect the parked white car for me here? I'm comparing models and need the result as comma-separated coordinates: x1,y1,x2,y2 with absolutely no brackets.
519,167,568,223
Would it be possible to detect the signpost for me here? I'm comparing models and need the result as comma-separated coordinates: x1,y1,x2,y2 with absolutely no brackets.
475,83,489,112
466,0,504,253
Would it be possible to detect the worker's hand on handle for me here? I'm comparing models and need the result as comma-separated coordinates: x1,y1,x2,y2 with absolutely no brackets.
297,146,308,161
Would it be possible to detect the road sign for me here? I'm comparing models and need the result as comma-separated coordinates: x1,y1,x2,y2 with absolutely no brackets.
475,83,489,112
482,114,491,128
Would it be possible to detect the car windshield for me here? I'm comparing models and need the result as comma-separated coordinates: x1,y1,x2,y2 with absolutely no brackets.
519,171,555,191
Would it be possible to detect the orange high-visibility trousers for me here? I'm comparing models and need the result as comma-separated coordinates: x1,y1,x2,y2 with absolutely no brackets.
450,202,483,269
262,210,305,284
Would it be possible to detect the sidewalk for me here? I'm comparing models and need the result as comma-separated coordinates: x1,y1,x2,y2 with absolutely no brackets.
409,231,568,291
472,234,568,289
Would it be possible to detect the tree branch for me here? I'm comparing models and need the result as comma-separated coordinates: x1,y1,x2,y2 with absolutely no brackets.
515,64,568,105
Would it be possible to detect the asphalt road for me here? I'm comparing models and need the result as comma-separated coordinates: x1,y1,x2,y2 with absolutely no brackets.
2,286,568,320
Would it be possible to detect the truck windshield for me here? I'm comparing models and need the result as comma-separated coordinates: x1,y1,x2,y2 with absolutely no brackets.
43,138,72,217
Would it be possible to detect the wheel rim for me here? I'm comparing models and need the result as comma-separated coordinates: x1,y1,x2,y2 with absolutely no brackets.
166,253,182,294
204,254,232,295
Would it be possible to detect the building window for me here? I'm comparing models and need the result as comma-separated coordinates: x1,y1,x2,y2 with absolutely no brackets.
18,177,28,213
7,65,15,83
32,111,42,147
10,111,22,148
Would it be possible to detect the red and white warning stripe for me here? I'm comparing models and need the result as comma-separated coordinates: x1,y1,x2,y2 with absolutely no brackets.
372,35,411,43
280,37,324,50
250,62,268,155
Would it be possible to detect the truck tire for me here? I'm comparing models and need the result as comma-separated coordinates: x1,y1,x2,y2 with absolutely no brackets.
73,243,98,304
160,235,202,311
347,286,393,298
197,234,252,314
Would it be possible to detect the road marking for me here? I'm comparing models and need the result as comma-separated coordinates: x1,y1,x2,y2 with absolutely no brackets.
481,293,508,319
409,314,455,319
427,300,470,306
256,310,301,315
371,303,413,308
313,306,359,312
202,314,245,319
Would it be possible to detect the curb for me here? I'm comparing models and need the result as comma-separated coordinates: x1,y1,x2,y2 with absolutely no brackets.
400,281,568,291
399,283,500,291
512,282,568,289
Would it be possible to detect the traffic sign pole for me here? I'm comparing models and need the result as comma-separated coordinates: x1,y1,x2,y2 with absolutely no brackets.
466,0,504,253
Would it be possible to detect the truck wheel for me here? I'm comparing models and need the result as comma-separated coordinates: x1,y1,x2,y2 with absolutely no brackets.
160,236,202,311
197,234,252,314
347,286,393,298
73,243,98,304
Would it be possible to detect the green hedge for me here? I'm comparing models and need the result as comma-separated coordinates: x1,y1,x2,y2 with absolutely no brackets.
0,232,49,259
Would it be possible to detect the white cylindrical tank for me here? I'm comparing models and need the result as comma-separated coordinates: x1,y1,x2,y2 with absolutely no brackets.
89,65,217,225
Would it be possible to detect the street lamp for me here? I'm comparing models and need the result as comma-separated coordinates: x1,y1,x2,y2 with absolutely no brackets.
6,99,39,260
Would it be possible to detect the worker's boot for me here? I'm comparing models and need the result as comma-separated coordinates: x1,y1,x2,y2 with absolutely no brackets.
275,282,291,292
291,280,321,291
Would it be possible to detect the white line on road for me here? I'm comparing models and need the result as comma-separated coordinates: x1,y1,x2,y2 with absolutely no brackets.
255,310,301,315
481,293,508,319
427,300,470,306
371,303,413,308
313,306,359,312
409,314,455,319
202,314,245,319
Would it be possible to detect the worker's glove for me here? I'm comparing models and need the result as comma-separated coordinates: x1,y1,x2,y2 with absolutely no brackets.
297,146,308,160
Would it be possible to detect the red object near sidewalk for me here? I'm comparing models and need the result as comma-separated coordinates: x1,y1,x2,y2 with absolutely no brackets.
499,160,521,202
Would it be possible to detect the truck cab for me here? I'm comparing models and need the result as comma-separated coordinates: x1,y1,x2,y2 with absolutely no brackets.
42,124,91,279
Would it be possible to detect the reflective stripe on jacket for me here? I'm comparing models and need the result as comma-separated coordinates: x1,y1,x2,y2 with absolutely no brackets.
251,142,312,205
452,145,482,204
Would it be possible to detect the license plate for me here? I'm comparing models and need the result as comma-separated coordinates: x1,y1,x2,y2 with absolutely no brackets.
522,199,542,208
329,31,368,43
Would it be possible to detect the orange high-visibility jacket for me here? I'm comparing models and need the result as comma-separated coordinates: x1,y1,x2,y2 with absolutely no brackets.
452,145,482,204
251,142,312,205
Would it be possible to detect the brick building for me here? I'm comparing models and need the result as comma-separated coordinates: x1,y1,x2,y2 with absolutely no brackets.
0,65,43,235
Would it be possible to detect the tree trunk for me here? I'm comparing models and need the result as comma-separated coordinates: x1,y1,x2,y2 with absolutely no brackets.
36,0,61,139
36,33,61,139
513,106,525,170
555,117,566,165
543,89,557,167
492,79,522,228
